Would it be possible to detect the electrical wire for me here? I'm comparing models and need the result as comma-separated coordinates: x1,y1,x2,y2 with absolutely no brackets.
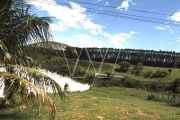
69,0,177,17
15,0,180,27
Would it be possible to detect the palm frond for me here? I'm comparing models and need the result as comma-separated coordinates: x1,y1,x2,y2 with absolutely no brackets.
8,65,68,99
0,40,11,61
0,4,53,65
0,70,66,119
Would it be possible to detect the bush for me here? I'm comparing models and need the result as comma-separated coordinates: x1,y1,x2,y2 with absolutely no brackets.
131,70,136,74
147,94,155,100
144,71,152,78
110,79,121,87
134,62,144,71
118,61,132,72
135,70,140,76
168,68,172,74
123,80,134,88
151,70,168,78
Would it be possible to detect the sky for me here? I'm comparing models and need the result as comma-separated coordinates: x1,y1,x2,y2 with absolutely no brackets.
21,0,180,52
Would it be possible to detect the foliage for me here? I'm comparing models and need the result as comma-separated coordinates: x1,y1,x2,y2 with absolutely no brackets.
64,83,69,91
134,62,144,71
118,61,132,72
147,94,156,100
135,70,140,76
75,47,179,68
0,1,68,119
168,68,172,74
144,71,152,78
151,70,168,78
171,78,180,93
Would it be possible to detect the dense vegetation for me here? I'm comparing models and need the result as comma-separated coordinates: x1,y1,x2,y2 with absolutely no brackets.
0,0,180,119
75,47,180,68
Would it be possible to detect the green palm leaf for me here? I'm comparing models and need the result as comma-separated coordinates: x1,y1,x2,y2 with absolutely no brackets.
0,65,68,119
0,1,69,119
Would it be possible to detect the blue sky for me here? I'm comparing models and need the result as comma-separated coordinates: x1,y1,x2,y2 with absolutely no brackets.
24,0,180,52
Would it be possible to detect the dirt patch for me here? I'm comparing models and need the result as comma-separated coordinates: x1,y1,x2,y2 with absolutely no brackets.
153,112,161,120
96,115,104,120
78,100,87,104
79,113,86,118
137,110,148,116
91,100,99,105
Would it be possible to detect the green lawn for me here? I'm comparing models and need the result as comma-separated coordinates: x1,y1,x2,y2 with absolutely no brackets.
1,87,180,120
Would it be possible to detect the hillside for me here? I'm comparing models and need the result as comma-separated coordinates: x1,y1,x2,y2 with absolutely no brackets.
1,87,180,120
26,41,180,82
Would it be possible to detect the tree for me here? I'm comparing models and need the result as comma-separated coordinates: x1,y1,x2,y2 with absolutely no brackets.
85,74,94,88
168,68,172,74
134,62,144,71
171,79,180,93
64,82,69,91
0,1,67,119
118,61,132,72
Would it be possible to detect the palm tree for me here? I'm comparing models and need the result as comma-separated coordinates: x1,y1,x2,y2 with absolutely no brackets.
0,0,67,119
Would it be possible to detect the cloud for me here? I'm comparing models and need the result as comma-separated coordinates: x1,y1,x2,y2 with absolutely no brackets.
117,0,136,10
61,34,104,47
105,2,109,6
90,30,98,35
155,26,166,30
170,12,180,22
107,31,136,47
97,0,102,2
131,31,136,34
25,0,137,48
177,37,180,42
170,29,174,34
117,0,129,10
25,0,104,34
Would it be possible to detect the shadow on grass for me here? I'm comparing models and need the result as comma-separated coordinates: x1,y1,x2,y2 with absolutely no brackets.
114,68,128,72
0,111,22,120
0,107,38,120
167,102,180,108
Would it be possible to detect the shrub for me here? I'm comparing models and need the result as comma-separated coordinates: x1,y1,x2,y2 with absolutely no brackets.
144,71,152,78
134,62,144,71
135,70,140,76
168,68,172,74
131,70,136,74
147,94,155,100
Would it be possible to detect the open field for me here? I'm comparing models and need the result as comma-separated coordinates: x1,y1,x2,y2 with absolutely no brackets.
44,57,180,82
1,87,180,120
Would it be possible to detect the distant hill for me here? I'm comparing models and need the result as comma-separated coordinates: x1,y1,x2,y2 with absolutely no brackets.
26,41,180,68
26,41,77,59
74,47,180,68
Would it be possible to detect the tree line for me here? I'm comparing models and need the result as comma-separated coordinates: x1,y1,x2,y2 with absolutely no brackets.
75,47,180,68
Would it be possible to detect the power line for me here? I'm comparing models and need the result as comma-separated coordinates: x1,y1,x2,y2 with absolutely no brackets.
17,0,180,27
69,0,174,17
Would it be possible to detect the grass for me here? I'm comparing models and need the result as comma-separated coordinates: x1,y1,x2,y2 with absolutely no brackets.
1,86,180,120
42,56,180,82
79,61,180,82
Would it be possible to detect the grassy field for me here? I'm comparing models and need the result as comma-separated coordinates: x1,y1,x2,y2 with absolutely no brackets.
42,56,180,82
77,60,180,82
1,86,180,120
